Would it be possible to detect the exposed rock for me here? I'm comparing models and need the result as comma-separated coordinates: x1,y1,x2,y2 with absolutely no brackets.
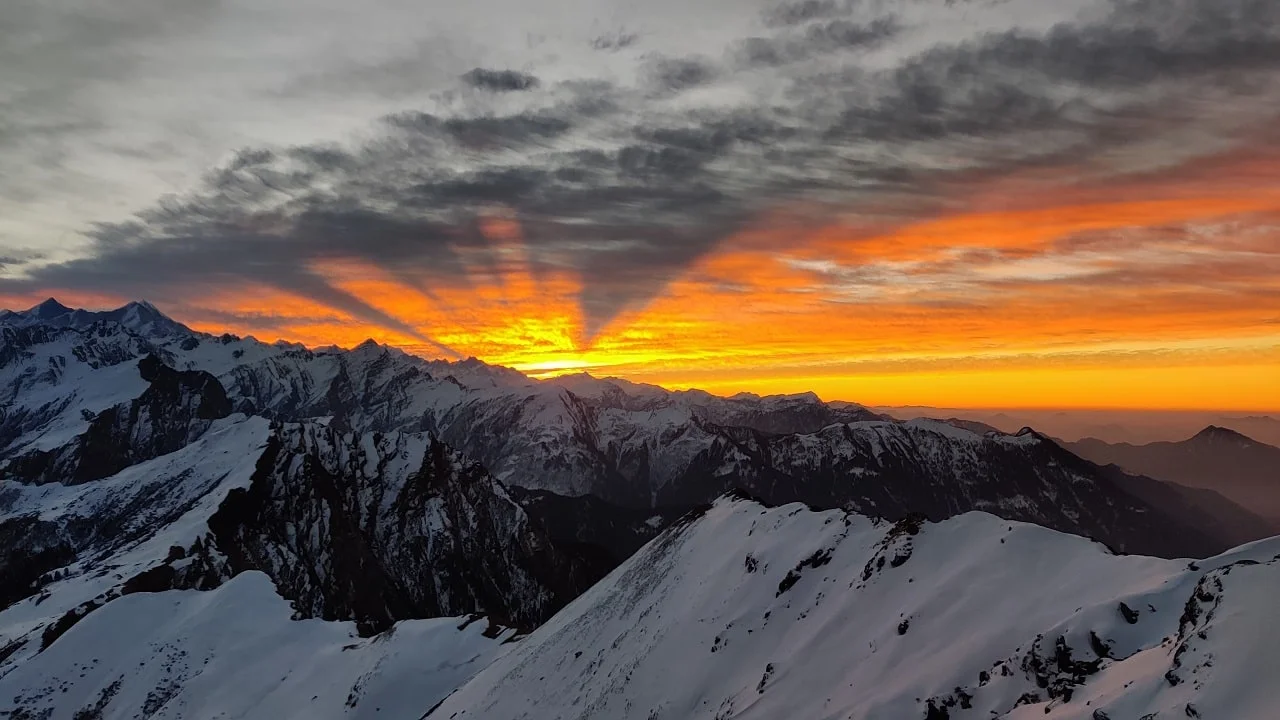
1119,601,1140,624
0,517,75,611
8,356,231,485
207,424,598,635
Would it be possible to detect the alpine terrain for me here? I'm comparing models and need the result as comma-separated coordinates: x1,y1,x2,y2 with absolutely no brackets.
1067,428,1280,527
2,300,1278,719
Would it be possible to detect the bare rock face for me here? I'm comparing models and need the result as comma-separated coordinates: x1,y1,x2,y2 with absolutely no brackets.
657,422,1235,558
215,344,1262,559
208,423,600,635
0,516,74,610
2,348,588,636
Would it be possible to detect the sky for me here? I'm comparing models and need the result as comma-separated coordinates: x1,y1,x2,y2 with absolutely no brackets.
2,0,1279,411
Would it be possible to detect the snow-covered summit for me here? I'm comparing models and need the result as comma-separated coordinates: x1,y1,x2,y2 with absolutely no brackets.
430,493,1280,720
0,298,193,339
2,300,1279,719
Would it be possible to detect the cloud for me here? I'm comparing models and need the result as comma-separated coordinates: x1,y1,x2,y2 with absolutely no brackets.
763,0,850,28
461,68,541,92
0,0,219,220
5,0,1280,351
732,16,899,67
0,249,43,272
641,55,718,93
590,30,640,52
805,17,900,49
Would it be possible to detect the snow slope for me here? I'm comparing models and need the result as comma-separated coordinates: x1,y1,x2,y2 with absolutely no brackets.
0,324,158,455
0,571,512,720
429,494,1280,720
0,417,272,667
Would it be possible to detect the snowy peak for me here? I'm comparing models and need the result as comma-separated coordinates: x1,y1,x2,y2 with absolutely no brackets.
429,495,1280,720
26,298,74,320
1,298,193,339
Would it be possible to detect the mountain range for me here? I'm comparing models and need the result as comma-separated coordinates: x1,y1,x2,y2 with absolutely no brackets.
2,300,1278,719
1066,427,1280,527
0,298,193,340
880,405,1280,447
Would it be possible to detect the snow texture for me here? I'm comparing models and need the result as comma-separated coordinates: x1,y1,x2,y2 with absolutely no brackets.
431,495,1280,720
0,572,510,720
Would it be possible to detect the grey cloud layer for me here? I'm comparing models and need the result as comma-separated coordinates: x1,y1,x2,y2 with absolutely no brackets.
5,0,1279,343
462,68,542,92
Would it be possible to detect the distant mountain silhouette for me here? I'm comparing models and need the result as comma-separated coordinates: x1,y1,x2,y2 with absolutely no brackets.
877,407,1280,446
1067,427,1280,526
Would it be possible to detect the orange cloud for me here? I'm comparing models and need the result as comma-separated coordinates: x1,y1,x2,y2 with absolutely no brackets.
10,149,1280,412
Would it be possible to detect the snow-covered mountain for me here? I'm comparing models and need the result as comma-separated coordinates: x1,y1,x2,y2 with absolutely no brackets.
8,354,233,485
0,355,597,673
1,302,1269,561
2,300,1279,719
0,298,193,339
7,493,1277,719
0,411,597,629
429,493,1280,720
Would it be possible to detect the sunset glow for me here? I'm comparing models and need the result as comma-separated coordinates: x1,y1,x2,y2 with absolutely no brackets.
10,158,1277,412
5,0,1279,413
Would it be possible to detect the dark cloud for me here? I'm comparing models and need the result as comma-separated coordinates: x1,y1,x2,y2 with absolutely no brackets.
732,37,790,68
9,0,1280,343
804,0,1280,152
461,68,540,92
805,18,899,49
641,55,718,93
732,16,899,67
590,30,639,52
920,0,1280,91
0,249,42,271
385,111,575,152
764,0,850,27
2,77,763,337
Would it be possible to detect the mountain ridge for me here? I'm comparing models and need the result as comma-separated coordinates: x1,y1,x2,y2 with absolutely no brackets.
2,300,1271,560
1066,428,1280,526
428,492,1280,720
6,492,1280,719
2,300,1279,719
1,298,193,339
